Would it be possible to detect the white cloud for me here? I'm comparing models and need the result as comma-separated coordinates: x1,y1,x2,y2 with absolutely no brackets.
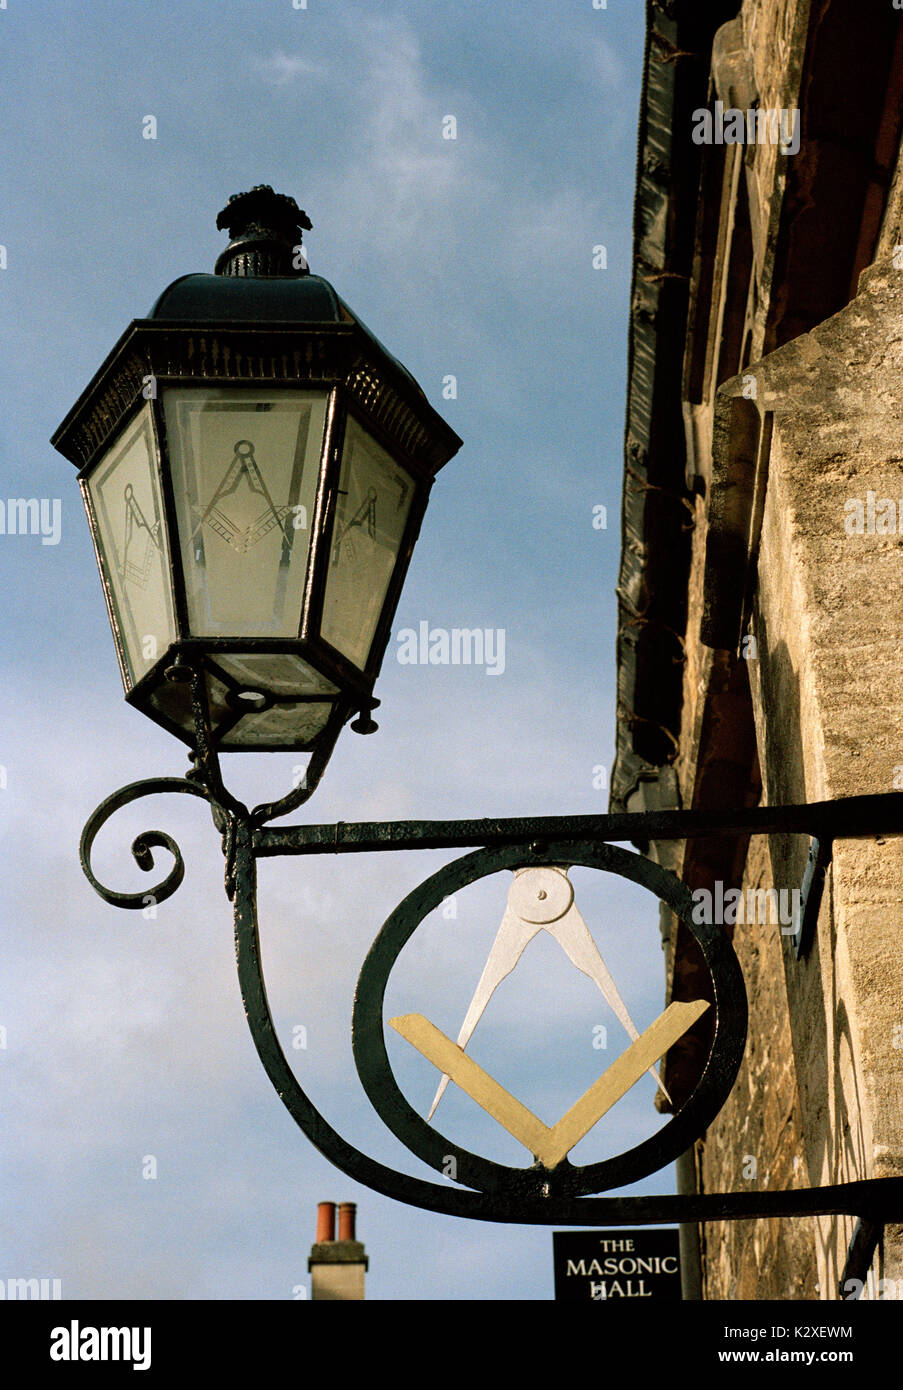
254,51,328,86
586,35,627,93
342,15,478,237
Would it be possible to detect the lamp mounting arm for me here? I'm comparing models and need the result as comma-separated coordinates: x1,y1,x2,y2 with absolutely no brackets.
76,672,903,1227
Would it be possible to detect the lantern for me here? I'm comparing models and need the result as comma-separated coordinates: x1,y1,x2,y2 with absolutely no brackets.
52,187,461,754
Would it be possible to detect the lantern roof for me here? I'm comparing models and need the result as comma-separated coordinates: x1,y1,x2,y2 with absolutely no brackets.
147,272,423,399
52,186,460,477
149,271,344,322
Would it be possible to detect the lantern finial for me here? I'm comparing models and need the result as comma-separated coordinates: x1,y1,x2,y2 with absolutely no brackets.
214,186,312,278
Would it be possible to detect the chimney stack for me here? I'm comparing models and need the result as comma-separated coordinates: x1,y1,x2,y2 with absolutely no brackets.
308,1200,368,1300
338,1202,356,1241
316,1202,336,1243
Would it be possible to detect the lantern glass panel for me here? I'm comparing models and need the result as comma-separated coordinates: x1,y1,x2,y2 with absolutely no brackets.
210,653,338,696
226,701,335,747
321,416,415,669
86,404,177,684
163,387,329,637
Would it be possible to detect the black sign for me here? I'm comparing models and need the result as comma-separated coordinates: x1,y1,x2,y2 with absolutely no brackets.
553,1229,682,1301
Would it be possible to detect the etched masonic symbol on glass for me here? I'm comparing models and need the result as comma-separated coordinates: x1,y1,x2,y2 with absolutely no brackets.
334,486,378,562
191,439,292,559
391,867,709,1167
120,483,162,589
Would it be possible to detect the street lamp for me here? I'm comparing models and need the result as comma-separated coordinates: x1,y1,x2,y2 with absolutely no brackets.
53,185,461,766
54,190,903,1245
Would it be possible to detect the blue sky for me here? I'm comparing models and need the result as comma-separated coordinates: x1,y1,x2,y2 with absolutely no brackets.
0,1,664,1300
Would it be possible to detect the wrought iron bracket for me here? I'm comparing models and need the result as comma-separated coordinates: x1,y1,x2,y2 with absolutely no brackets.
77,677,903,1232
840,1218,883,1299
790,835,834,960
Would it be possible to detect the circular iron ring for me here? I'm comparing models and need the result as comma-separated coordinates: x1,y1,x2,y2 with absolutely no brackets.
352,840,748,1201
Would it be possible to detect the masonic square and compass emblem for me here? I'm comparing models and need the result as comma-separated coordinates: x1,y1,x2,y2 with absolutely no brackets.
190,438,294,561
389,865,707,1169
352,839,747,1197
120,482,162,590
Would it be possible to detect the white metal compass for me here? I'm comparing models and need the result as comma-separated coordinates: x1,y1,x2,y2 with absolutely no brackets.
428,865,671,1120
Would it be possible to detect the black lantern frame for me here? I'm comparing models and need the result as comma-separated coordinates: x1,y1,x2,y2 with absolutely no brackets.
52,190,461,757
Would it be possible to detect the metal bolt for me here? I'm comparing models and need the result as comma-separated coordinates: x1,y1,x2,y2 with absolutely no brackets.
164,663,192,684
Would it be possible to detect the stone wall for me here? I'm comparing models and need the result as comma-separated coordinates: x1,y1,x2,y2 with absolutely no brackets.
694,256,903,1297
698,836,817,1300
